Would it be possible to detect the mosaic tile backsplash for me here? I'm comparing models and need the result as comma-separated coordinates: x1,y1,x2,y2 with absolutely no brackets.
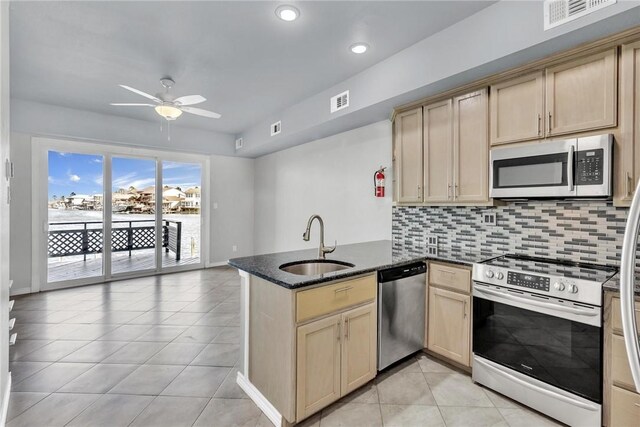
392,201,631,267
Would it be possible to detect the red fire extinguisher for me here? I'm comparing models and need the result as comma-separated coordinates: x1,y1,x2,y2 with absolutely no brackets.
374,166,386,198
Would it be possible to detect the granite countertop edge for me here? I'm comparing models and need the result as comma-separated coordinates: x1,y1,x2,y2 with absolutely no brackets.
603,273,640,296
228,240,502,289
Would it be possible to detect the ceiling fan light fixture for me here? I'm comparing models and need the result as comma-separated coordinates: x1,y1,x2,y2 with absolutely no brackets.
350,43,369,54
275,5,300,21
155,104,182,120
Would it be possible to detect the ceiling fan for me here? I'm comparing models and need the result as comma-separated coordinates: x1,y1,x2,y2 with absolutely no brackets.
110,77,221,121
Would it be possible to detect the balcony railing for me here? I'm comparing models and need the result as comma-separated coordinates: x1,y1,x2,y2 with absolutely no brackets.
48,220,182,261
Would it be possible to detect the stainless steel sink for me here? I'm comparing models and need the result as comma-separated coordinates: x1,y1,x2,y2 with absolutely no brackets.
279,260,355,276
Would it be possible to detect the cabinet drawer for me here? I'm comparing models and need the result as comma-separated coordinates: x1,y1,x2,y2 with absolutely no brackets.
612,297,640,333
612,334,637,390
610,385,640,427
428,262,471,293
296,275,376,323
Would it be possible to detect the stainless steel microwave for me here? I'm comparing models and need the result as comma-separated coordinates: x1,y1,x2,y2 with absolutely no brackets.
490,134,613,199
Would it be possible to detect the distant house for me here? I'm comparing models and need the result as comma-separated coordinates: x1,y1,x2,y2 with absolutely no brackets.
162,187,186,213
183,187,201,213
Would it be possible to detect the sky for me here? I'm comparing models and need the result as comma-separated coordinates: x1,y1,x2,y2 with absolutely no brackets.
47,151,202,199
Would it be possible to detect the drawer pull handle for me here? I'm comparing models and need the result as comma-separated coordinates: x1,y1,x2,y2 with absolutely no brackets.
337,322,341,342
345,318,350,339
334,286,353,294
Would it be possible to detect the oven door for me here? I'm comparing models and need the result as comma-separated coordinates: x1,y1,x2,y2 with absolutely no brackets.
472,283,602,403
490,139,577,198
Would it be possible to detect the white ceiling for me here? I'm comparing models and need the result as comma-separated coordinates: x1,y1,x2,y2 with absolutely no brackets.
10,1,494,135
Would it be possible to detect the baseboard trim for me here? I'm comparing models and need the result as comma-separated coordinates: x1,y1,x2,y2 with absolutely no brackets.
205,261,229,268
10,287,31,297
236,372,282,427
1,372,12,427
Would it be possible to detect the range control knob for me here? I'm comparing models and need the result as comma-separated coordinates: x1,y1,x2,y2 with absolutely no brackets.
554,282,565,291
496,272,504,280
567,284,578,294
485,270,495,279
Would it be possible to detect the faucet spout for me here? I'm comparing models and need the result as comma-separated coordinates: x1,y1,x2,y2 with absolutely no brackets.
302,215,336,259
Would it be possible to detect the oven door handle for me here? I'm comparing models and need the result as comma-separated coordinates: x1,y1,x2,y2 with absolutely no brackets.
474,358,600,412
474,286,598,317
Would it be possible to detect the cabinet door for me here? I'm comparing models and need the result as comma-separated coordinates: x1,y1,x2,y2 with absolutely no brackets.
296,313,342,421
545,48,617,136
618,41,640,206
427,286,470,366
453,89,489,203
490,72,544,145
341,303,377,395
610,386,640,427
394,108,423,203
423,99,453,202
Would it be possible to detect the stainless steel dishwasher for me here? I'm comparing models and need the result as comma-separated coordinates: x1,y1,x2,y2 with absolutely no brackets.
377,262,426,371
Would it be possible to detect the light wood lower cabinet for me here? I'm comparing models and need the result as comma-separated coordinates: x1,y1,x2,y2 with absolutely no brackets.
604,293,640,426
296,302,377,421
427,286,471,366
341,303,377,395
296,313,342,420
426,261,472,368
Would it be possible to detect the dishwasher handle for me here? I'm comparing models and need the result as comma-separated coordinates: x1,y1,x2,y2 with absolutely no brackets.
378,262,426,283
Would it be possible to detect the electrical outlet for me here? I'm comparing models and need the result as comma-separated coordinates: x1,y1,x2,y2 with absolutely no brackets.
427,246,438,256
426,235,438,247
482,211,497,226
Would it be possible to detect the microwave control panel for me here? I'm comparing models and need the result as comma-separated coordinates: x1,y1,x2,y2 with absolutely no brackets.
575,149,604,185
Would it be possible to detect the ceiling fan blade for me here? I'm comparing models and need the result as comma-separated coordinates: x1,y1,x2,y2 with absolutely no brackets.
174,95,206,106
110,103,155,106
119,85,161,103
181,106,221,119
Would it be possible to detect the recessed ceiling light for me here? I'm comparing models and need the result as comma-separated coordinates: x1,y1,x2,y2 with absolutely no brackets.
275,5,300,22
350,43,369,54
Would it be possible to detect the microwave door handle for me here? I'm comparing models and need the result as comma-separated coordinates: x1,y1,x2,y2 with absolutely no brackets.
568,145,575,193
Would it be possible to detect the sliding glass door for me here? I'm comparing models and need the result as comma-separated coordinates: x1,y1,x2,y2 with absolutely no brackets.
110,156,158,276
47,150,105,284
38,138,207,291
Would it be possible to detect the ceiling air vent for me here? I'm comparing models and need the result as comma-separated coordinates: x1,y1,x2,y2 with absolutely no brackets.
330,90,349,113
270,121,281,136
235,137,243,150
544,0,616,30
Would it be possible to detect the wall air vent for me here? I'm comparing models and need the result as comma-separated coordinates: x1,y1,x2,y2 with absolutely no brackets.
235,137,243,150
544,0,616,30
330,90,349,113
270,121,281,136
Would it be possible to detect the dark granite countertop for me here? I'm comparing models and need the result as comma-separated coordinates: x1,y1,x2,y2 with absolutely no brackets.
228,240,502,289
603,272,640,296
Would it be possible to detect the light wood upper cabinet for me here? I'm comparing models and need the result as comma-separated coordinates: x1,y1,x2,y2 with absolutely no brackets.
490,72,544,145
427,286,471,367
423,99,453,202
453,89,489,203
618,40,640,206
341,303,377,396
395,107,423,203
296,313,342,421
546,48,617,136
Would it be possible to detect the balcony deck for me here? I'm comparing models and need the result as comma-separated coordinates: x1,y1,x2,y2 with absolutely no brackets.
48,251,200,283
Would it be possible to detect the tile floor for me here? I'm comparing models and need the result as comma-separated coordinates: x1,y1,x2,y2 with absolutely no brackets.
7,267,563,427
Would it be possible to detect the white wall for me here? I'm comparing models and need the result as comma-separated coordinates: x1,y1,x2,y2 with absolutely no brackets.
210,155,254,264
253,120,392,254
9,132,255,294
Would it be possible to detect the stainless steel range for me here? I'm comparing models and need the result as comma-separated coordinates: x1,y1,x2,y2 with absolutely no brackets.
471,255,617,427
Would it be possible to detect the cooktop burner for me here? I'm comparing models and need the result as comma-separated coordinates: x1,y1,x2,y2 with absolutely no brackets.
483,254,618,283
